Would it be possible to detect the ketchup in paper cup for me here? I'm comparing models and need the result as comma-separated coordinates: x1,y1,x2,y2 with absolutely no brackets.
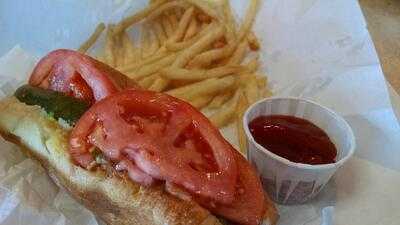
243,97,355,205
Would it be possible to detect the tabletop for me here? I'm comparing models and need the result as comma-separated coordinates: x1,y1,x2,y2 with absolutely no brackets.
359,0,400,94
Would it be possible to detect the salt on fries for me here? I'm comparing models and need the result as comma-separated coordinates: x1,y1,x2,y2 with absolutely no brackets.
78,0,271,154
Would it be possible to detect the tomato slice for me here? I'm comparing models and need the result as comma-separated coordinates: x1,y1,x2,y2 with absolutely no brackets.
29,49,138,103
69,90,238,204
209,151,266,225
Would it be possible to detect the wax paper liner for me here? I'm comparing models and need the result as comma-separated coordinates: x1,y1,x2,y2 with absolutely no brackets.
1,0,400,225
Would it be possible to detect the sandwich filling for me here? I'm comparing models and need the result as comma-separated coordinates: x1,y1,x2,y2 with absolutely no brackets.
15,49,267,225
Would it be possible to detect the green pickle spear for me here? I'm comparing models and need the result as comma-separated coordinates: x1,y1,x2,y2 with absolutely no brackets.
14,85,90,125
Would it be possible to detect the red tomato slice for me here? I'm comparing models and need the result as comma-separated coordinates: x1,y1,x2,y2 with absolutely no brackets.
196,151,266,225
210,150,266,225
69,90,238,204
29,49,138,103
215,152,266,225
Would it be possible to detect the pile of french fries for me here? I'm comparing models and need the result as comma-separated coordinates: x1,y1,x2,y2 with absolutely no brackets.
78,0,272,153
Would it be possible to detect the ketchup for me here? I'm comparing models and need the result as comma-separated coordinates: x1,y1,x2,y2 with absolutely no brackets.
249,115,337,165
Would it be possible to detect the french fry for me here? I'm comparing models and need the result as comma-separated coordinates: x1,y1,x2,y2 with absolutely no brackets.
174,7,183,19
200,21,208,30
95,52,106,63
236,91,249,154
189,43,236,67
208,91,233,109
81,0,272,132
161,15,174,38
113,34,126,67
140,24,151,59
244,74,259,104
121,31,140,65
262,88,273,98
169,7,195,43
222,0,237,43
128,53,177,80
146,0,189,21
165,38,196,51
138,74,159,89
166,76,235,100
188,95,214,109
197,12,212,23
104,25,116,67
247,31,260,51
114,0,168,33
78,23,106,53
228,40,248,65
184,0,220,20
255,74,272,99
119,47,168,73
148,77,169,92
243,56,259,73
153,20,168,44
169,79,193,88
165,22,214,51
148,28,160,57
160,65,245,81
183,18,198,41
209,90,241,127
256,74,268,89
167,12,179,30
172,25,225,68
213,39,226,49
237,0,260,42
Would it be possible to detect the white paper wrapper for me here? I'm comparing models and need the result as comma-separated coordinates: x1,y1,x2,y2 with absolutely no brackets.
1,1,400,225
244,98,355,204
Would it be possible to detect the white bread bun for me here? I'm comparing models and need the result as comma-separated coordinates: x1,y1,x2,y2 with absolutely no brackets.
0,97,278,225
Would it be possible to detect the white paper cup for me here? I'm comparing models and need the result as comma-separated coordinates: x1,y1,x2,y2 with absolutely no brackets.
243,97,355,205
